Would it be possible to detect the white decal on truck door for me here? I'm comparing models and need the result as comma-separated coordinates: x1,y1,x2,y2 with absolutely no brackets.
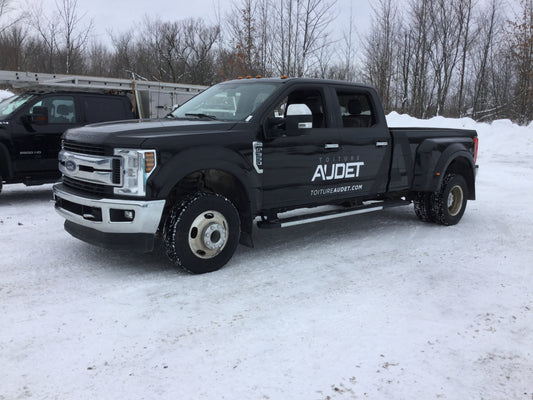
311,161,364,182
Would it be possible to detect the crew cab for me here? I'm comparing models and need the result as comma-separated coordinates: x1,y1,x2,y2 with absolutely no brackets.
0,91,134,192
53,78,478,273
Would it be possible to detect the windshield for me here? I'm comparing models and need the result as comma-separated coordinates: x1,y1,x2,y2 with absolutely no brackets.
170,81,281,121
0,93,35,118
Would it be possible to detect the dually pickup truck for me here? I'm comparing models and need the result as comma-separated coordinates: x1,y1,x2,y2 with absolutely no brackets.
53,78,478,273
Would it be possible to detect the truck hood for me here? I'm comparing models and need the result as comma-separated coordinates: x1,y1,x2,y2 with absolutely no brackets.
62,118,238,147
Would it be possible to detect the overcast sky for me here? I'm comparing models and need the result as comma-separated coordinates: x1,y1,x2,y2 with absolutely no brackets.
6,0,522,54
9,0,373,47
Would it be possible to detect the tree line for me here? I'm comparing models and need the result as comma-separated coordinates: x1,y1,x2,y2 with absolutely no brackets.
1,0,531,124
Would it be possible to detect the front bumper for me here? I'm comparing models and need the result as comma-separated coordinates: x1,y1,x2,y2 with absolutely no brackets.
53,183,166,251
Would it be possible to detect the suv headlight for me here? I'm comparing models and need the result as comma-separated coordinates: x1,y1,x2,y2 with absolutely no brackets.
113,148,157,196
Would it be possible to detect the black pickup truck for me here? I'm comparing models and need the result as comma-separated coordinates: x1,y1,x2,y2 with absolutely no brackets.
0,91,135,193
53,78,478,273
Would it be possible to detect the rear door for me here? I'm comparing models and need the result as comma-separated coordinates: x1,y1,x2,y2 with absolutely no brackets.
332,87,392,196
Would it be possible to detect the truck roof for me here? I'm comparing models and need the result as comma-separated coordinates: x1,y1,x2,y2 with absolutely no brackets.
221,77,375,90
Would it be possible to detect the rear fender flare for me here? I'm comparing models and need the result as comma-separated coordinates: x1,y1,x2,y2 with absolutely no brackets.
412,140,476,194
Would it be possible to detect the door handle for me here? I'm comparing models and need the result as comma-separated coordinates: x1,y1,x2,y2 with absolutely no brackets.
324,143,339,150
376,141,389,147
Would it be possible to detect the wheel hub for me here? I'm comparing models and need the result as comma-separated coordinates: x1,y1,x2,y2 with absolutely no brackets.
447,185,464,216
202,222,226,250
188,211,228,259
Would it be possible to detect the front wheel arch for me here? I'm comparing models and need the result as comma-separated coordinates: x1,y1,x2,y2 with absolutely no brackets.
160,168,254,248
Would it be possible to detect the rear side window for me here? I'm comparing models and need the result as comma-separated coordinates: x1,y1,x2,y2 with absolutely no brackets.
83,96,133,123
336,91,376,128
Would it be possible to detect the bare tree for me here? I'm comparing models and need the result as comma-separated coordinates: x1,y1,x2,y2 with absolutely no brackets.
404,0,433,118
508,0,533,124
27,1,60,71
427,0,464,116
0,24,27,70
363,0,399,112
85,41,112,76
342,3,358,82
456,0,474,117
471,0,500,119
56,0,93,73
226,0,259,75
0,0,22,35
109,30,136,78
272,0,336,77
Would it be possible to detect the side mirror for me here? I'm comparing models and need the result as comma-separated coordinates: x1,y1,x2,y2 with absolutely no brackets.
285,114,312,136
32,106,49,125
263,112,313,139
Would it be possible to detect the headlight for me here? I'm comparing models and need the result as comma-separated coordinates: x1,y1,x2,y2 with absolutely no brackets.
113,148,157,196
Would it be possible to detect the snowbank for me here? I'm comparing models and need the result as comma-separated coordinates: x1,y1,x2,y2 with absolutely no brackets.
387,111,533,163
0,89,14,101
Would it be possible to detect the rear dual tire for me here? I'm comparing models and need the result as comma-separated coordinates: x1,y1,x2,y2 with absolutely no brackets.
414,173,468,226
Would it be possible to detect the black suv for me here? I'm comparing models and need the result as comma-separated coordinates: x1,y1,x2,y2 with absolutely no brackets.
0,91,135,193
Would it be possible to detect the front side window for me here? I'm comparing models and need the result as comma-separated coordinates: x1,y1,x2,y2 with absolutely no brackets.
171,81,281,121
270,89,327,128
0,93,34,118
336,91,375,128
30,96,77,124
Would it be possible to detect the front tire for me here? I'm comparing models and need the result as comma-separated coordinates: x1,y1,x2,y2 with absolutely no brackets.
163,192,241,274
431,173,468,226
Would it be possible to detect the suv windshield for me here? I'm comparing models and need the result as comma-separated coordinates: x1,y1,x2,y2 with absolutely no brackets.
0,93,34,119
171,81,281,121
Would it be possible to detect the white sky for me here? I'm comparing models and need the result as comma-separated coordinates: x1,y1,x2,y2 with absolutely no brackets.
8,0,374,47
5,0,522,59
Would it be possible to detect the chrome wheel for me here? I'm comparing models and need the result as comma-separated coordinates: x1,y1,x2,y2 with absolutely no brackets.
188,210,229,259
447,185,464,217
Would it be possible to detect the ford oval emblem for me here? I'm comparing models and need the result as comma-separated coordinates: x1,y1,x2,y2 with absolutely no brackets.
65,160,77,172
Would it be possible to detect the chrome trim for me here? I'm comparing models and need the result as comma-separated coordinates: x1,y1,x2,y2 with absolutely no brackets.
252,141,263,174
280,206,383,228
324,143,340,150
53,184,165,234
298,122,313,129
59,150,121,186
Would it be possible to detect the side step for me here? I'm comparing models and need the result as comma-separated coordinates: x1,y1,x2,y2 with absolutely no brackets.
257,200,411,229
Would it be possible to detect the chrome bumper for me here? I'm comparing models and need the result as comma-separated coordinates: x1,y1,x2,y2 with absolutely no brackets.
53,184,165,234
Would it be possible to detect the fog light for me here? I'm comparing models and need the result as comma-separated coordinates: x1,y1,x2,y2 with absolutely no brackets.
110,209,135,222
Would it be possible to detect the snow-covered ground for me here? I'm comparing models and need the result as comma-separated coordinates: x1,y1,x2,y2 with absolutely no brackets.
1,114,532,400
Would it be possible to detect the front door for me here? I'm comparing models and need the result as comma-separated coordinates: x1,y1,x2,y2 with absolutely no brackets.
261,85,341,209
12,94,80,174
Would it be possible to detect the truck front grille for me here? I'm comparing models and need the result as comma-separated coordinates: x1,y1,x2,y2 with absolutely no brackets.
63,176,114,197
63,140,109,156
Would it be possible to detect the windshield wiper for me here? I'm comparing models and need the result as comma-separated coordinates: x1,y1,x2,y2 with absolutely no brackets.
185,113,217,120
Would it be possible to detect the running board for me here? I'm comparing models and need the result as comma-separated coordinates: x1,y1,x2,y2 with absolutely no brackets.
257,200,411,229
